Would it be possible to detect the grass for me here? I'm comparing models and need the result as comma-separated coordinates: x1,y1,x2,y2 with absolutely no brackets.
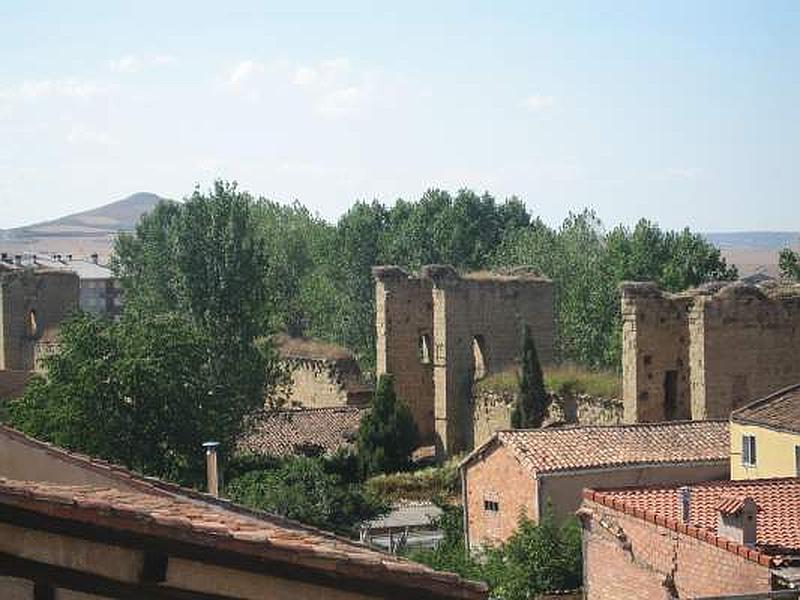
477,364,621,399
366,458,462,503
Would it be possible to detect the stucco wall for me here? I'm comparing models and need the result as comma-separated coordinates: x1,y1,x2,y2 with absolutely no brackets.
539,461,729,523
730,422,800,480
464,442,537,551
0,270,80,371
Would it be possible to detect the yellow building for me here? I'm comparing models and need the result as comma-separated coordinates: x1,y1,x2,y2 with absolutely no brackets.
730,383,800,480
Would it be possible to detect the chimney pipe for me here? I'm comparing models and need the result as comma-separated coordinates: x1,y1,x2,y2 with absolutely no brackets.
678,486,691,522
202,441,220,497
90,253,99,264
14,255,22,266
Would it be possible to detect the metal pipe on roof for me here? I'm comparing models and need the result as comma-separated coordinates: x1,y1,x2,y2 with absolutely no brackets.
202,441,220,497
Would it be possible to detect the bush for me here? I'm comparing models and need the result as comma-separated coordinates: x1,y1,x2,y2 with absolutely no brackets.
366,462,460,503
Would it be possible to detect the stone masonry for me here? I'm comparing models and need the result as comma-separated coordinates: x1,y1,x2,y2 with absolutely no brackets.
622,281,800,423
0,269,80,372
374,265,554,457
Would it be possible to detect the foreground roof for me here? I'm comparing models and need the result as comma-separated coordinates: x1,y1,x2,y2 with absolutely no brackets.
584,477,800,565
731,383,800,434
462,421,729,474
239,407,366,458
0,477,487,599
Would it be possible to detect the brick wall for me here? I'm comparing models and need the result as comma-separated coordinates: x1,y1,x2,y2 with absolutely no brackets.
464,442,537,551
581,498,771,599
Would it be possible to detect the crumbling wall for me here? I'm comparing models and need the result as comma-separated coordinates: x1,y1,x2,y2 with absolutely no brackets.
375,265,555,456
622,281,800,422
621,283,691,423
0,270,79,371
374,267,435,441
281,357,370,409
692,284,800,419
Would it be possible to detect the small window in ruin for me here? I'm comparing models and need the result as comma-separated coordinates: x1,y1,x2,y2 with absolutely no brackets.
419,334,432,365
27,310,38,338
664,370,678,420
484,499,499,512
472,335,487,381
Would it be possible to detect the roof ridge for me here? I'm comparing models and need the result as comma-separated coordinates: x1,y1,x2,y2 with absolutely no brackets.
495,419,728,434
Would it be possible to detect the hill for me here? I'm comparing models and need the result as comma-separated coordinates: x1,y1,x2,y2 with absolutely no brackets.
1,192,167,240
703,231,800,251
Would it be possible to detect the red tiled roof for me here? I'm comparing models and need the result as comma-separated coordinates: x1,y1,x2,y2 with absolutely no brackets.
584,478,800,565
463,421,729,474
0,477,487,599
239,407,366,458
731,383,800,434
715,495,761,515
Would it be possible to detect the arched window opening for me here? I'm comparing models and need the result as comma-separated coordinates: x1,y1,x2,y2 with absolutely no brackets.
419,334,432,364
472,335,487,381
27,310,38,338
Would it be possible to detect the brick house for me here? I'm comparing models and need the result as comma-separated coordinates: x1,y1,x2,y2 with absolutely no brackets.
0,425,487,599
460,421,730,551
579,478,800,599
730,383,800,480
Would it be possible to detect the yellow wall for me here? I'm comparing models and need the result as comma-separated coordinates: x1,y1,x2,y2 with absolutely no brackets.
730,422,800,480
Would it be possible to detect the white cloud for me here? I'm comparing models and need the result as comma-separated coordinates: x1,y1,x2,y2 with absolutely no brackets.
108,54,177,73
292,58,351,88
228,60,265,87
316,86,364,117
522,94,556,112
0,79,104,101
66,126,116,147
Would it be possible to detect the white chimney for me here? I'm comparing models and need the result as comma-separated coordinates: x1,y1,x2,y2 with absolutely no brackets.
717,496,759,547
202,441,220,497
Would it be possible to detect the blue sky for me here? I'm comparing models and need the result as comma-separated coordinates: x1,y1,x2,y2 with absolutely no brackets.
0,1,797,231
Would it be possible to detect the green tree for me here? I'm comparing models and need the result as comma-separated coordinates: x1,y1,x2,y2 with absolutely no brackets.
357,375,418,477
225,455,386,534
8,312,266,485
113,180,277,412
511,325,549,429
780,248,800,281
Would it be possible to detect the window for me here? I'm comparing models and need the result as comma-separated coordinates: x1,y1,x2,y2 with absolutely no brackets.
664,370,678,420
484,499,499,512
472,335,487,381
795,446,800,477
418,334,432,364
27,310,38,338
741,434,757,467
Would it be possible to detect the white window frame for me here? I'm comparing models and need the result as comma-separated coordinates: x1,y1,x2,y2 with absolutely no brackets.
741,434,757,467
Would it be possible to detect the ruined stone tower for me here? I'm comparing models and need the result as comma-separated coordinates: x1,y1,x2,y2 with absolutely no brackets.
622,281,800,423
374,265,555,457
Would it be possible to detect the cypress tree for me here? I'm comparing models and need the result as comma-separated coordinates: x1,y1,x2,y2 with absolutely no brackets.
511,324,549,429
357,374,418,477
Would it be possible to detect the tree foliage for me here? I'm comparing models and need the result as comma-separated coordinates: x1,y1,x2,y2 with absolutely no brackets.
7,312,266,485
511,325,549,429
779,248,800,281
357,375,418,477
409,507,582,599
225,453,386,535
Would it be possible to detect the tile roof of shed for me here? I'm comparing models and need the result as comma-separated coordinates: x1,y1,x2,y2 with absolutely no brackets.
731,383,800,434
584,477,800,565
0,477,487,599
463,420,729,474
239,407,366,458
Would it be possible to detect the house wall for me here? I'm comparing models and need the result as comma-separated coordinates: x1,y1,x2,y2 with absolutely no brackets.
730,422,800,480
0,270,79,371
581,499,771,599
463,442,537,551
0,427,146,492
538,462,728,524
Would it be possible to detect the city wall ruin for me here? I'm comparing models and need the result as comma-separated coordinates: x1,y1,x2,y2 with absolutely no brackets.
622,281,800,422
0,269,80,372
374,265,555,457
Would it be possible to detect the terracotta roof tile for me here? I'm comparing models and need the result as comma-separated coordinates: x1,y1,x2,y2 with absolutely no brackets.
588,478,800,556
732,383,800,434
239,407,365,458
0,477,487,599
466,421,729,474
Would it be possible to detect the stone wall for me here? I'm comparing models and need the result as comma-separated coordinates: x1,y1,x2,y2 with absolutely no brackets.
471,388,624,448
375,265,555,456
0,269,79,372
280,357,371,409
622,281,800,423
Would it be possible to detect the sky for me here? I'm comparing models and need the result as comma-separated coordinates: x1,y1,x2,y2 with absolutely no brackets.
0,1,798,231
